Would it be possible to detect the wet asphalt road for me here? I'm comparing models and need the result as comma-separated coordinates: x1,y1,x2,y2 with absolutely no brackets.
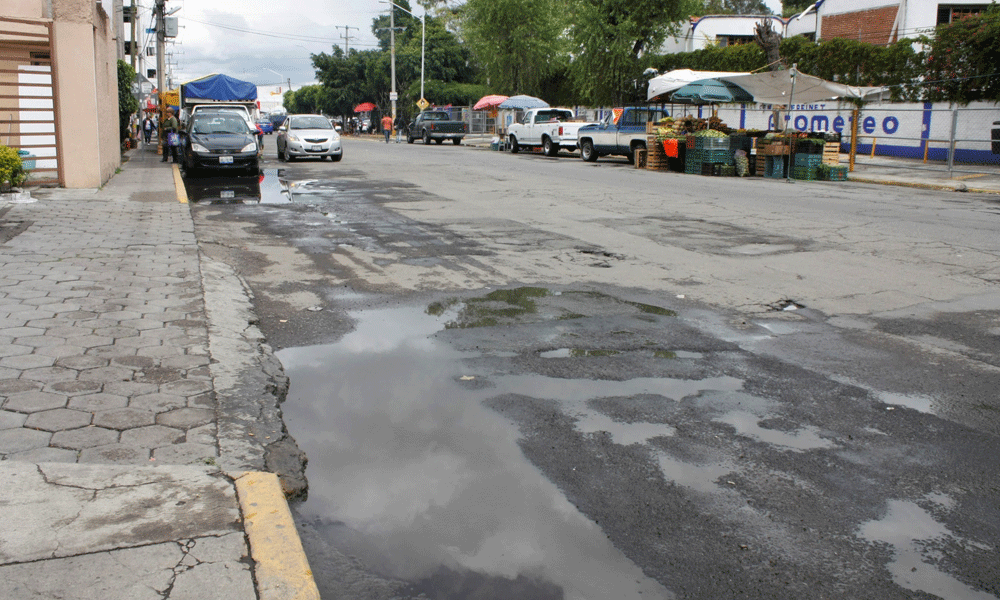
187,136,1000,600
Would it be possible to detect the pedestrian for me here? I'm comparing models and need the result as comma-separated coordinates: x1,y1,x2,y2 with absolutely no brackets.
381,114,393,144
142,115,154,144
160,107,180,163
394,115,407,143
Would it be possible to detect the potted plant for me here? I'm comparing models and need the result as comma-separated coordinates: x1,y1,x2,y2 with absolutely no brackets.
0,145,29,192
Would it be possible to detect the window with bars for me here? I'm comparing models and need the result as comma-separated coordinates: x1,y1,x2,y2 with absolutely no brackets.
936,4,987,24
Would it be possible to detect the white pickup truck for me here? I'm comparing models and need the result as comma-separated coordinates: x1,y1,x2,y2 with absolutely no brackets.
506,108,598,157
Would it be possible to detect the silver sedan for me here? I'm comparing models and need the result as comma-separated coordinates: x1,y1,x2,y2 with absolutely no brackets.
276,114,343,162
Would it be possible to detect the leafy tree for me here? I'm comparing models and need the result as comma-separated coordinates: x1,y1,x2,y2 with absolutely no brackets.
460,0,567,96
918,4,1000,103
117,60,139,143
700,0,772,15
567,0,700,105
781,0,813,18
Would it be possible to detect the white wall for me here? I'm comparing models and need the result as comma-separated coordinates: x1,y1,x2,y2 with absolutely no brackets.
662,15,785,53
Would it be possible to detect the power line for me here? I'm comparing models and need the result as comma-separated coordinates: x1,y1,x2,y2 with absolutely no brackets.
180,16,380,48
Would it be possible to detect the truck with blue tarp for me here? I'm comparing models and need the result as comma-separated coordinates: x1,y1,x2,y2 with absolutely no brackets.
178,73,259,126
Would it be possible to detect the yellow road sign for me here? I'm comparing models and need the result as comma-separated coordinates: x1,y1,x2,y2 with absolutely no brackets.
417,97,430,110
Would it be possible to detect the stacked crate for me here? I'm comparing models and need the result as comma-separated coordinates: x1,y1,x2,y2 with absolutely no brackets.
766,155,786,178
826,165,848,181
688,136,732,175
645,134,669,171
792,153,823,180
684,136,702,174
823,142,841,165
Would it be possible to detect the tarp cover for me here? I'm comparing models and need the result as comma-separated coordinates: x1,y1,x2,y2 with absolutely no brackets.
182,74,257,103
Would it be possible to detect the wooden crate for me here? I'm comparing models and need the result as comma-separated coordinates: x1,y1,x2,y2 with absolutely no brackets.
646,135,669,170
823,141,841,165
755,154,767,176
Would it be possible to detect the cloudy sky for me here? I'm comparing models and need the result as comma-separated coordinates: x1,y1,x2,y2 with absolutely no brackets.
153,0,784,91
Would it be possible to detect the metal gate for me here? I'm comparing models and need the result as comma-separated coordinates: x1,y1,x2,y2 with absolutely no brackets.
0,15,63,187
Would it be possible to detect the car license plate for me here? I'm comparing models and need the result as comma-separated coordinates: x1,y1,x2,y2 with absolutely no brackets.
219,156,233,164
220,190,235,199
310,145,323,151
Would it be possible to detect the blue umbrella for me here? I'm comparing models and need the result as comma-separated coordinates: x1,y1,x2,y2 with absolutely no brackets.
670,78,753,104
497,95,549,110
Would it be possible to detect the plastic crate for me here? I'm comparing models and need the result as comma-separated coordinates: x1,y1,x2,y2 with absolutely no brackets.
766,156,785,178
702,149,733,164
792,166,819,180
719,165,736,177
827,166,848,181
794,153,823,167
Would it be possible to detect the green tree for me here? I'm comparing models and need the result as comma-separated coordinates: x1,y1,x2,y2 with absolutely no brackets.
700,0,772,15
919,4,1000,103
117,60,139,143
781,0,813,18
567,0,700,105
460,0,567,96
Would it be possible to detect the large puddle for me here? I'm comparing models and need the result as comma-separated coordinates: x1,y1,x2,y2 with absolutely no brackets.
277,303,682,599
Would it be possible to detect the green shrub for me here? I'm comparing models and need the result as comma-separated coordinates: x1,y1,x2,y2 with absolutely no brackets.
0,146,28,188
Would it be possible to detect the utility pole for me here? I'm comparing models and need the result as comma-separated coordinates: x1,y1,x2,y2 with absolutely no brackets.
390,6,396,131
130,0,137,71
155,0,165,116
339,25,359,53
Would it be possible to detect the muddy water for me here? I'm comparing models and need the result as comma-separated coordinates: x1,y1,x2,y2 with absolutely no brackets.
277,304,676,600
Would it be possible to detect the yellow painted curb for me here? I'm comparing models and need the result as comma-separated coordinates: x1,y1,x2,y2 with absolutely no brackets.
172,164,188,203
235,472,320,600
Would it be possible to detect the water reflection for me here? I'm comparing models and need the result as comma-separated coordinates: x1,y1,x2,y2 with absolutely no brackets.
182,169,292,204
278,306,674,600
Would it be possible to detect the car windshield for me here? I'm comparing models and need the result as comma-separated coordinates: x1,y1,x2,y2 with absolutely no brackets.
290,116,332,130
191,115,251,135
422,112,449,121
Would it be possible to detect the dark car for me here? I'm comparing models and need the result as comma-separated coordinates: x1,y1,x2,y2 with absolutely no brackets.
256,120,274,134
182,111,259,173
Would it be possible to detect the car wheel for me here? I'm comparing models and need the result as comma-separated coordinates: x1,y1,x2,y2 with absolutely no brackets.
277,144,285,161
452,138,461,146
407,135,414,144
508,135,519,154
283,145,294,162
435,138,444,145
423,130,431,145
247,160,259,174
543,137,558,157
331,155,342,162
581,139,597,162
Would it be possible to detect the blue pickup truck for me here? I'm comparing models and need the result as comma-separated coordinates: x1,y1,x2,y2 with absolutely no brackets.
577,107,670,163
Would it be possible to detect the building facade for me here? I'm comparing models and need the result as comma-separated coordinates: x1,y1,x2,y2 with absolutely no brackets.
662,15,786,54
1,0,120,188
785,0,997,43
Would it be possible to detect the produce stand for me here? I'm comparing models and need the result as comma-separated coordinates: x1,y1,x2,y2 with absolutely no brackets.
644,115,846,181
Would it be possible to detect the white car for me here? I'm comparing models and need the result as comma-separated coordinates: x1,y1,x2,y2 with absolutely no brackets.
277,114,343,162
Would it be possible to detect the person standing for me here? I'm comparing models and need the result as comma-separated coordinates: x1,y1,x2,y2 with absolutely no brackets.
394,115,406,144
381,114,393,144
142,115,154,144
160,108,180,163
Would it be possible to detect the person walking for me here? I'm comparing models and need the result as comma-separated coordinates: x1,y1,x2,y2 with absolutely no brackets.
142,115,154,144
394,115,407,144
381,114,393,144
160,108,180,163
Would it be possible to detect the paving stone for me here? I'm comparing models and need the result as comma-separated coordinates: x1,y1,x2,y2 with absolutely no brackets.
67,393,129,412
21,366,81,384
3,391,69,413
186,423,217,445
94,407,157,430
110,356,157,370
0,367,19,380
114,336,163,349
151,442,217,464
78,443,150,464
4,288,49,300
36,344,90,359
187,393,215,409
0,354,55,370
6,446,78,463
156,407,214,429
188,366,213,379
161,379,213,397
0,344,33,358
137,346,184,358
77,365,136,383
93,326,140,338
49,380,103,395
68,334,114,349
120,424,184,447
12,335,69,348
130,393,186,413
45,325,96,337
0,379,43,395
86,345,137,358
55,355,110,370
0,410,27,429
59,310,98,320
51,426,119,450
0,327,45,338
25,408,93,431
0,316,29,328
0,428,52,453
103,381,158,397
160,354,212,370
134,367,183,385
118,318,164,331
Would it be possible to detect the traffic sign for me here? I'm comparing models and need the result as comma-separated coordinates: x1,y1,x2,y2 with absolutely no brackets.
389,92,398,101
416,97,429,110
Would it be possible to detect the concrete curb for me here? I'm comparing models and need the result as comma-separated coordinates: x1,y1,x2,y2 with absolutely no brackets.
845,176,1000,195
234,472,320,600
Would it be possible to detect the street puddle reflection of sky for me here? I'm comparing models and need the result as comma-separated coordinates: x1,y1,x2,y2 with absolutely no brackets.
860,497,996,600
714,411,838,452
278,305,676,600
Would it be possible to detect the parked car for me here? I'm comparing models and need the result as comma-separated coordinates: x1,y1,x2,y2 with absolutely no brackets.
407,111,466,145
276,114,343,162
506,108,600,156
181,110,259,174
577,107,670,163
256,120,274,134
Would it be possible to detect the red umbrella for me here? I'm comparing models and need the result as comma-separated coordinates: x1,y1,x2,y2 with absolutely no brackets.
353,102,377,113
473,95,508,110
